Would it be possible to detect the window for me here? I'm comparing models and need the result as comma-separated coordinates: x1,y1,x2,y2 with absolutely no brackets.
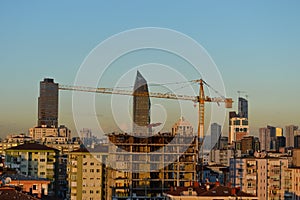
90,162,94,166
234,120,240,125
242,120,248,125
90,190,94,194
96,169,100,173
90,169,94,172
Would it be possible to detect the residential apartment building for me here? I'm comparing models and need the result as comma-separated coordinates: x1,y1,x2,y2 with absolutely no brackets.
0,133,32,155
210,149,241,167
5,142,59,196
45,143,80,198
67,145,109,200
230,155,289,200
29,125,71,142
0,174,50,198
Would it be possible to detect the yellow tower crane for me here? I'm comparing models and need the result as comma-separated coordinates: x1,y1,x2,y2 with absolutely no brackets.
59,79,232,182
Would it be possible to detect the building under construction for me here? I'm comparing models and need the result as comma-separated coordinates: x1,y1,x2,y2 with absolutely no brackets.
107,132,197,199
107,71,197,199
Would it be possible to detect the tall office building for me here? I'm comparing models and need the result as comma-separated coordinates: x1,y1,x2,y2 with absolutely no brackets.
133,71,151,135
229,115,249,144
259,125,283,151
285,125,298,147
38,78,59,127
211,123,221,149
238,97,248,118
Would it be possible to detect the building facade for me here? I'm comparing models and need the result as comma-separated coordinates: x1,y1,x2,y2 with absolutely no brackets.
38,78,59,128
229,116,249,144
286,125,298,148
230,156,289,200
29,125,71,142
238,97,248,118
108,131,197,199
210,123,221,149
5,142,59,196
67,146,109,200
133,71,151,136
171,117,193,136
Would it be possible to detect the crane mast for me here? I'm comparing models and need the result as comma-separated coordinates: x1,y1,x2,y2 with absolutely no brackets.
59,79,232,183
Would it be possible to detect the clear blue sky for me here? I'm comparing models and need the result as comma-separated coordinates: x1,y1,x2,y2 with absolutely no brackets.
1,1,300,138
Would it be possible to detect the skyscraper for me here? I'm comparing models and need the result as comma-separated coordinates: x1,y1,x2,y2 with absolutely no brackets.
38,78,59,127
238,97,248,118
211,123,221,149
259,125,281,151
286,125,298,147
229,115,249,144
133,71,151,135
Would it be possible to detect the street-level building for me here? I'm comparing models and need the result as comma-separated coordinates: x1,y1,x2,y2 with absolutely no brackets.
67,145,109,200
5,142,59,196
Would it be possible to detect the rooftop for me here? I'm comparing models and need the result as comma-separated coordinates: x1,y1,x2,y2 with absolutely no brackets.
71,144,108,153
165,184,256,197
6,143,58,151
0,187,39,200
0,174,49,181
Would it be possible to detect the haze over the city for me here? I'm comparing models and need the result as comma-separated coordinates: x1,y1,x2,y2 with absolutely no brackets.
1,1,300,138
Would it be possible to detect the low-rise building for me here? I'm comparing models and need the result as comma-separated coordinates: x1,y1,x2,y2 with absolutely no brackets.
164,184,258,200
0,174,50,198
0,186,40,200
0,133,32,155
29,125,71,142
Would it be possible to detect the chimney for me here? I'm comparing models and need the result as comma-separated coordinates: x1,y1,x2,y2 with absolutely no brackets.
194,181,199,187
170,186,174,192
227,182,231,188
231,188,236,195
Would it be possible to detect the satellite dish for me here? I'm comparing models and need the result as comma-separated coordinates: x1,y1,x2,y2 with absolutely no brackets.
5,177,11,184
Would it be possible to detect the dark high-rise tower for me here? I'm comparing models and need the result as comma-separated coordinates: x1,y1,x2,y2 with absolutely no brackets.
38,78,59,127
238,97,248,118
133,71,151,135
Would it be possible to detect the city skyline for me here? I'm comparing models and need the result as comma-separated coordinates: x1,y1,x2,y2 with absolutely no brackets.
1,1,300,138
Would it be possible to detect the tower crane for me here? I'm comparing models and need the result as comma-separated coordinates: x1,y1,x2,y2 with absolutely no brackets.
59,79,233,182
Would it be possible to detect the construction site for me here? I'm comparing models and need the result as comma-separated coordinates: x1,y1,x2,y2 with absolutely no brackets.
59,71,232,199
107,132,197,199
